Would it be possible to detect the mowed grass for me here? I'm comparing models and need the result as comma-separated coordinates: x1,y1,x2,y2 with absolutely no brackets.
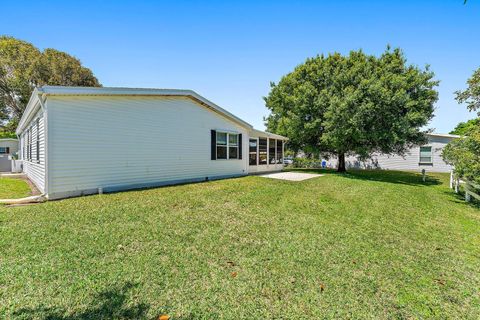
0,177,32,199
0,170,479,319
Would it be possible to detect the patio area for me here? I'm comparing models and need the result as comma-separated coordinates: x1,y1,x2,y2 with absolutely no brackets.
258,171,324,181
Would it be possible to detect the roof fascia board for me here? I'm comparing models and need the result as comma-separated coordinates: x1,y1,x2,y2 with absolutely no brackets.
36,86,253,129
250,129,288,140
427,133,461,139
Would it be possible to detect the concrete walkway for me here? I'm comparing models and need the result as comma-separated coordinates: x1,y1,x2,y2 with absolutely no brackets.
259,171,324,181
0,173,26,178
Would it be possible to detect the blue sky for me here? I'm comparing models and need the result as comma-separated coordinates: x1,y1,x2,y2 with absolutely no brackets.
2,0,479,133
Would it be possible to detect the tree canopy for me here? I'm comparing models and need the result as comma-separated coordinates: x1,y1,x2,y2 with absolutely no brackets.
264,48,438,171
449,118,480,136
0,36,100,132
443,67,480,183
455,67,480,116
442,127,480,184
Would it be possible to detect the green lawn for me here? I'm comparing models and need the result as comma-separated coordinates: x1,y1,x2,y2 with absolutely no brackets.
0,177,32,199
0,170,479,319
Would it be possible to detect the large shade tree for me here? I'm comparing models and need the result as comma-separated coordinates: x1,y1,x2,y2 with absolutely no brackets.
265,48,438,171
455,67,480,116
0,36,100,132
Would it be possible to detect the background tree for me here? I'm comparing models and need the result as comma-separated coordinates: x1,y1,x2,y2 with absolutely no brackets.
0,36,100,132
39,49,100,87
265,48,438,171
449,118,480,136
0,37,42,128
442,128,480,183
455,67,480,115
443,67,480,183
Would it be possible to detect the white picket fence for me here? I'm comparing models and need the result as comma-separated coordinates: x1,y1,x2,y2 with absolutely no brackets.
450,171,480,203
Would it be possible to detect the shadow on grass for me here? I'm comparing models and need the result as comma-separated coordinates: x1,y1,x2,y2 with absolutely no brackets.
13,282,149,320
286,168,441,186
442,188,480,209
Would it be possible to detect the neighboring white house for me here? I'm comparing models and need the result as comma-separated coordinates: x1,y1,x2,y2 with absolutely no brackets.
0,138,19,172
16,86,287,199
323,133,459,173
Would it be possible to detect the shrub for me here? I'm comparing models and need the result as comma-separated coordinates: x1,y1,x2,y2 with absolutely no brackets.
0,131,16,139
292,158,324,168
442,127,480,183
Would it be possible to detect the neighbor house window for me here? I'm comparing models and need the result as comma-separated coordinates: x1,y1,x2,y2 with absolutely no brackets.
269,139,276,164
276,140,283,163
249,139,257,165
259,138,267,165
214,131,240,160
0,147,7,154
419,146,432,164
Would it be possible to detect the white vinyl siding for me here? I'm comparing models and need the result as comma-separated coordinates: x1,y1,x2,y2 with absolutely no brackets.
324,135,455,173
47,96,248,198
20,110,46,192
0,140,18,155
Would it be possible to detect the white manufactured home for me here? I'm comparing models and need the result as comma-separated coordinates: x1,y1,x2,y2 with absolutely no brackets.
324,133,459,173
0,138,19,172
16,86,287,199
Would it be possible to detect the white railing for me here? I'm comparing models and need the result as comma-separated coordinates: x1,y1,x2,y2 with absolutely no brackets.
450,171,480,202
465,181,480,203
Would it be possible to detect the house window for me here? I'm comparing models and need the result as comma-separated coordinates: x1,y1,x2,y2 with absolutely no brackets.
276,140,283,164
29,128,32,161
259,138,267,165
0,147,7,154
215,131,239,160
23,134,27,160
216,132,228,159
24,132,27,160
249,139,257,165
22,135,25,159
229,134,238,159
26,129,31,161
269,139,276,164
36,119,40,162
419,146,432,164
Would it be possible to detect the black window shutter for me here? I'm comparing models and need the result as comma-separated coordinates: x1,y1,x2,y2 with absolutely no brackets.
238,134,242,159
211,130,216,160
6,147,9,154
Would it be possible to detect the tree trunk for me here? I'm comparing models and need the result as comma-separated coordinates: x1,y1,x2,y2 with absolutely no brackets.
337,152,346,172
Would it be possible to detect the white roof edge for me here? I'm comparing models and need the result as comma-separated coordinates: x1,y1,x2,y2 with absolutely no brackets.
427,132,461,138
17,86,253,133
37,86,199,97
0,138,18,141
250,128,288,140
31,86,253,129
